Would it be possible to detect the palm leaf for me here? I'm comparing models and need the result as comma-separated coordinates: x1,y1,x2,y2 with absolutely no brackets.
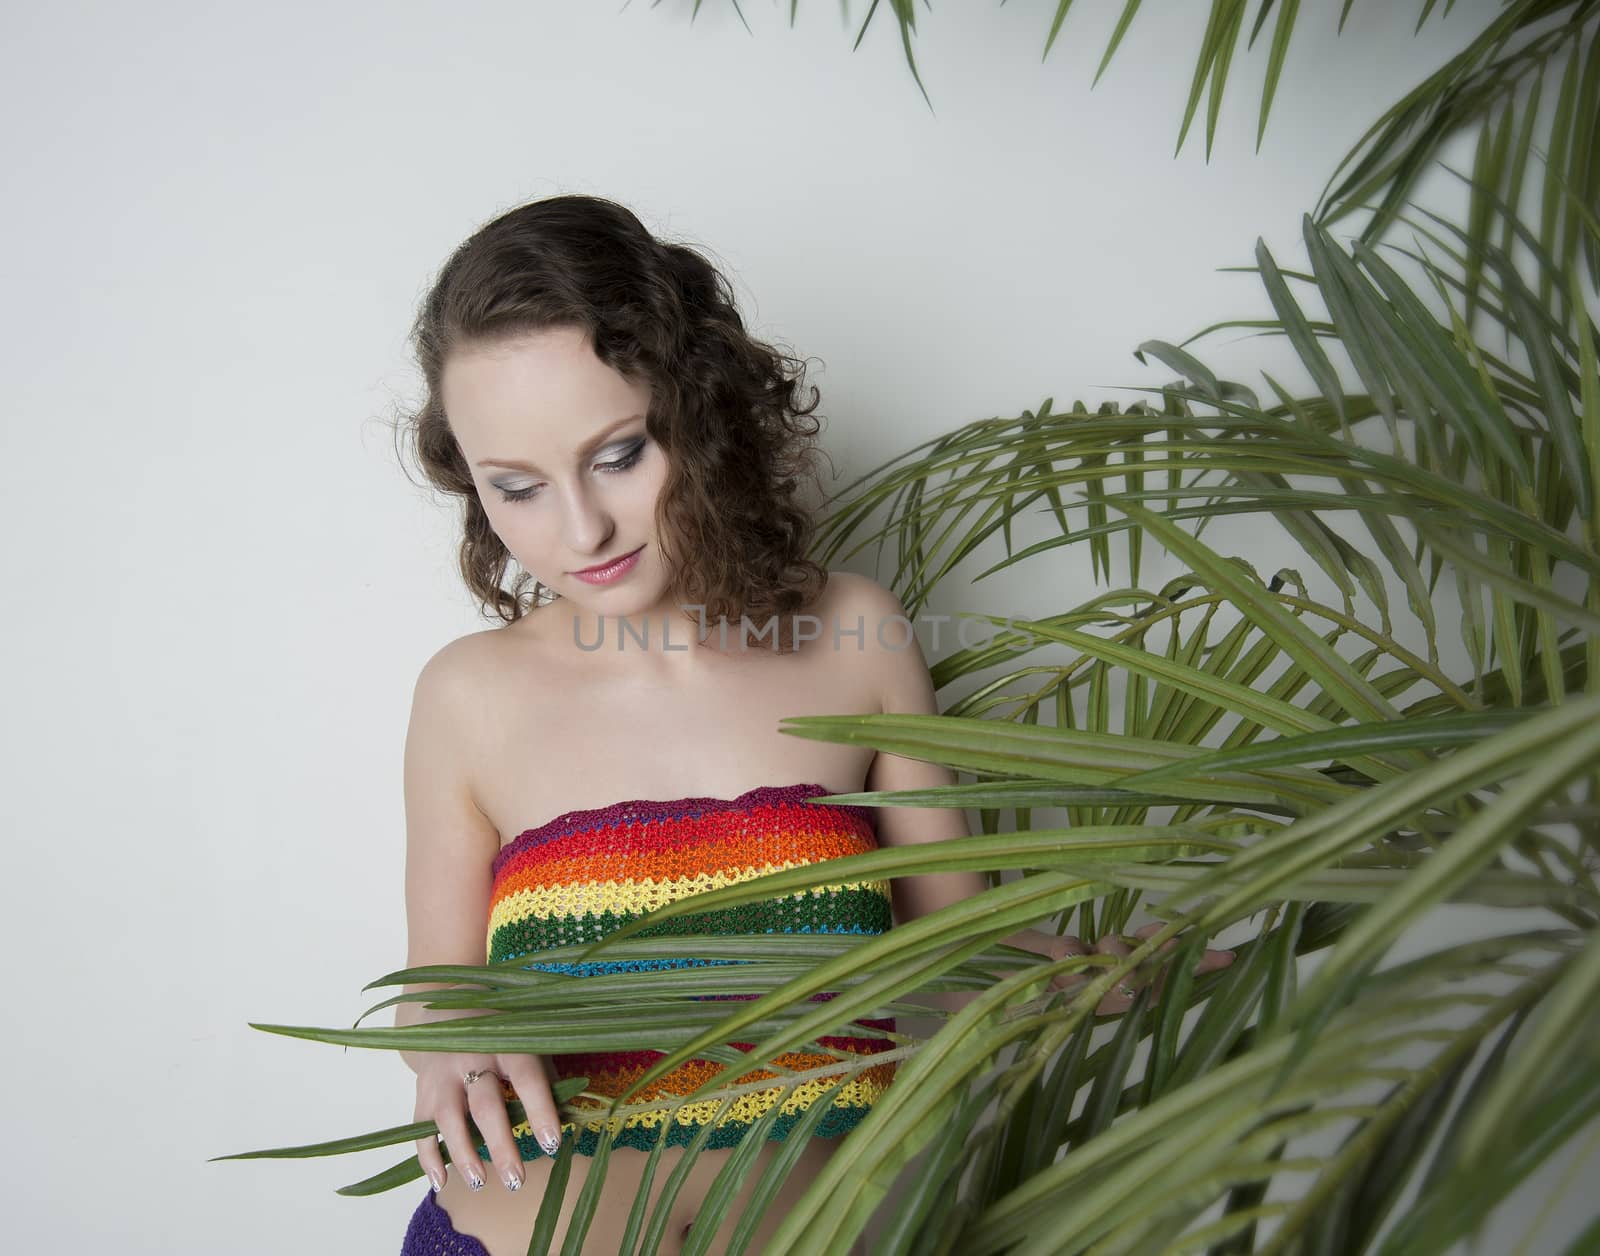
235,7,1600,1250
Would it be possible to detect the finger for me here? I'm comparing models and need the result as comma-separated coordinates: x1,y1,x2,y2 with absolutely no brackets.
1130,922,1182,954
433,1091,491,1194
1145,928,1184,1011
465,1067,526,1192
413,1122,447,1194
1050,966,1093,994
502,1054,565,1161
1138,924,1226,967
1144,947,1228,1010
1131,923,1175,948
1147,927,1226,989
1092,934,1140,1013
1047,936,1089,989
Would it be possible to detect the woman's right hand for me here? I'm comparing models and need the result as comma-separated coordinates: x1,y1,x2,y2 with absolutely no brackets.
413,1051,566,1194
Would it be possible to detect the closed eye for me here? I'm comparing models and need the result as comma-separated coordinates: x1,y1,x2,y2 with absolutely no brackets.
495,440,647,504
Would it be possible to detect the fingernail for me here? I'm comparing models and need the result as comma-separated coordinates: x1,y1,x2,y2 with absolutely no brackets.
428,1168,444,1193
503,1166,523,1191
466,1169,485,1191
537,1125,562,1156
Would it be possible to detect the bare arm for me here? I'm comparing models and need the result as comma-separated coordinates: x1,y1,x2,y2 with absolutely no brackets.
847,580,1042,971
849,577,1233,1014
396,641,567,1190
396,641,502,1074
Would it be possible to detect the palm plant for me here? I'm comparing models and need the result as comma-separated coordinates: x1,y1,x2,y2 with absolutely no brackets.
220,2,1600,1252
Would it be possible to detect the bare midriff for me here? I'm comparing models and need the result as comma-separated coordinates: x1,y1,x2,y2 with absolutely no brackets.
432,1133,867,1255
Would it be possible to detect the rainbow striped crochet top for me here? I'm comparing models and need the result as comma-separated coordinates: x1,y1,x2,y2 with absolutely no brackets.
482,782,897,1159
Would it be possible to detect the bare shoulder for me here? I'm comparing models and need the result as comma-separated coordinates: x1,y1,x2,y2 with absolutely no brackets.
403,628,517,840
819,569,920,645
406,628,530,768
411,628,498,711
813,570,927,715
410,620,563,750
817,568,907,623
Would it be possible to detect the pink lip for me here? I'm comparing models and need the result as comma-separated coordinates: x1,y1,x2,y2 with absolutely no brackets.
569,545,644,584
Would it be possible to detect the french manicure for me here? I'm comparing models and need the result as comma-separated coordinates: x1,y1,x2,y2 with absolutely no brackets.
537,1126,563,1156
503,1166,523,1191
428,1168,445,1193
466,1169,485,1191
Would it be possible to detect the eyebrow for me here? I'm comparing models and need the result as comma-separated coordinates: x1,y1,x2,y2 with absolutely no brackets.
475,414,646,474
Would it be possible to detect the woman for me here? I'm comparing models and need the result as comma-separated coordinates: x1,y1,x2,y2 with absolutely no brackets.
391,195,1233,1255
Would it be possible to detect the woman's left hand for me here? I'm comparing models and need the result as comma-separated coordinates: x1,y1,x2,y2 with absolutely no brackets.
1036,922,1235,1016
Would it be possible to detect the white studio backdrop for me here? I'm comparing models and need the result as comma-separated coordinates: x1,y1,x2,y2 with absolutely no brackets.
2,1,1591,1252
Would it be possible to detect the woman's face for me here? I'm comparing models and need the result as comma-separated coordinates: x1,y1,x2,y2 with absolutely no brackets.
441,326,674,621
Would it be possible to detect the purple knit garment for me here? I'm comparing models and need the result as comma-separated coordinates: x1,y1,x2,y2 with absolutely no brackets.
399,1187,491,1256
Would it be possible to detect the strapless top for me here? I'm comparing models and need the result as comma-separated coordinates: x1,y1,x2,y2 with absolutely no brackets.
480,782,897,1160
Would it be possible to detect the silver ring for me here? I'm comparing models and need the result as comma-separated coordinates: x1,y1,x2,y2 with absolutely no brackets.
463,1067,500,1087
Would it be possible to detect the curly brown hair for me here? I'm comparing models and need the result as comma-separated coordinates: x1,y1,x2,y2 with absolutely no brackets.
389,194,832,649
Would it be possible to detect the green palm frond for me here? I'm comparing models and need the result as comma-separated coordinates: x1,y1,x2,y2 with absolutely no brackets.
816,205,1597,705
228,4,1600,1251
760,3,1598,280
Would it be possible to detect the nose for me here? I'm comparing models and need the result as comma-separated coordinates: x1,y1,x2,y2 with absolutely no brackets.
558,479,616,563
